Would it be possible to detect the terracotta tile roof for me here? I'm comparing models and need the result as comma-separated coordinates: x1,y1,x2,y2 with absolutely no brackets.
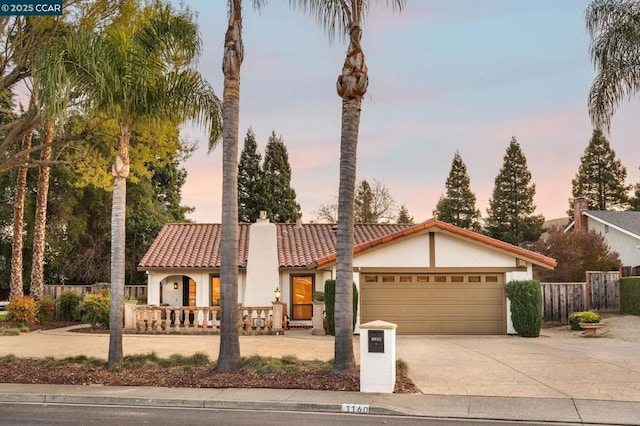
312,219,557,269
138,220,556,270
276,223,412,267
138,223,250,269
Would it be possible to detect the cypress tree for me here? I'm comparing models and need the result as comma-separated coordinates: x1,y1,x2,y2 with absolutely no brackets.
354,180,375,223
396,204,414,224
433,151,481,230
569,129,630,216
262,131,301,223
485,137,544,246
237,128,264,223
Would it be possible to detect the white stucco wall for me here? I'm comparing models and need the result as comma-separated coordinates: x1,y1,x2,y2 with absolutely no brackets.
353,234,429,268
244,218,280,306
589,220,640,268
146,269,245,307
436,233,515,267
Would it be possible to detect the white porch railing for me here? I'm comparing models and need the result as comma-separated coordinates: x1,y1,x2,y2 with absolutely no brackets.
125,304,280,335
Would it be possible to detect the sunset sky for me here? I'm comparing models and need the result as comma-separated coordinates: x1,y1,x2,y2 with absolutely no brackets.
174,0,640,224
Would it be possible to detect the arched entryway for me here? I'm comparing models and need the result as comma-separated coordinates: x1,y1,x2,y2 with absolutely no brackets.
161,275,196,307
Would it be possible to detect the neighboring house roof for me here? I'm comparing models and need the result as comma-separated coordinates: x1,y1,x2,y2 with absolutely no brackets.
139,220,556,270
582,211,640,240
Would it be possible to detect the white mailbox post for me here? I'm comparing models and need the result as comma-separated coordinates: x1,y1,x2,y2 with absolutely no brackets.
359,320,397,393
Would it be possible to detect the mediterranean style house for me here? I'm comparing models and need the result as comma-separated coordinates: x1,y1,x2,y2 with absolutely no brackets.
138,214,556,335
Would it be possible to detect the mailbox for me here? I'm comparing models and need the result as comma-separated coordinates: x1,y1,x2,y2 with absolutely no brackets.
368,329,384,353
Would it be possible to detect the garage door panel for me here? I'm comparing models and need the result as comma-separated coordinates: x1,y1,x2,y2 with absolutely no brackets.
361,274,506,335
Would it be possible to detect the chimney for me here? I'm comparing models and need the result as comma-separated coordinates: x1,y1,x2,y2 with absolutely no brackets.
574,196,588,232
244,212,279,306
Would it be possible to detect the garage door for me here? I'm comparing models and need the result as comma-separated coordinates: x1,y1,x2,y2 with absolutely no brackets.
360,273,506,335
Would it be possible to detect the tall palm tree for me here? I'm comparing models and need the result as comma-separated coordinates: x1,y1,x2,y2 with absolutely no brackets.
34,3,222,368
29,118,53,301
586,0,640,131
294,0,404,375
216,0,264,373
9,94,36,300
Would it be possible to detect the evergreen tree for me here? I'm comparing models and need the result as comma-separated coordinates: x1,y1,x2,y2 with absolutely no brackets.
396,204,414,224
237,128,264,222
433,151,481,230
569,129,629,216
262,131,301,223
485,137,545,246
354,180,375,223
631,169,640,211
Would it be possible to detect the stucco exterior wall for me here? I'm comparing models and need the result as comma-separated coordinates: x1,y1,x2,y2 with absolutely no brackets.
353,234,429,268
436,233,515,267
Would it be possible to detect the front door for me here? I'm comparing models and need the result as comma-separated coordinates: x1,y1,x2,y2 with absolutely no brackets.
291,275,314,320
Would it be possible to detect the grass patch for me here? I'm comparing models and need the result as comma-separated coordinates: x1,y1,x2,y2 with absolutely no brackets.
0,327,22,336
241,355,331,375
0,355,17,365
122,352,212,369
37,355,104,368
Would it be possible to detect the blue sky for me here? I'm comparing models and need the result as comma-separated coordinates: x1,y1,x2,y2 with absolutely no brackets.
176,0,639,224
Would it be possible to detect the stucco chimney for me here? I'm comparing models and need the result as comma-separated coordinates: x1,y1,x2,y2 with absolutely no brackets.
574,196,588,232
244,214,279,306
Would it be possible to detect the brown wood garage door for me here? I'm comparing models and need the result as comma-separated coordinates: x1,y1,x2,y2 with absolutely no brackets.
360,273,506,335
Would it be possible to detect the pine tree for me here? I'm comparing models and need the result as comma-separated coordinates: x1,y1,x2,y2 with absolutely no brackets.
262,131,301,223
354,180,375,223
396,204,414,224
485,137,545,246
237,128,264,222
569,129,629,215
433,151,481,230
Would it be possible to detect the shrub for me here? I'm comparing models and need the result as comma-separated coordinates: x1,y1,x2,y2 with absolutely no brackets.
621,277,640,316
56,291,82,321
324,280,358,336
7,295,39,326
37,296,55,324
505,280,542,337
312,291,325,302
568,310,601,331
80,293,110,328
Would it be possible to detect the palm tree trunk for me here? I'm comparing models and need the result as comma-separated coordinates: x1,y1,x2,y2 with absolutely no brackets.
9,130,33,300
9,95,36,300
217,0,243,372
333,5,368,375
108,121,131,369
29,119,54,301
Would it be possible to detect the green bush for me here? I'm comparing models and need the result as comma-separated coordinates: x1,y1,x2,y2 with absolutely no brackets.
323,280,358,336
56,291,82,321
80,293,110,328
505,280,542,337
7,295,39,326
568,310,601,330
312,291,325,302
37,296,55,324
621,277,640,315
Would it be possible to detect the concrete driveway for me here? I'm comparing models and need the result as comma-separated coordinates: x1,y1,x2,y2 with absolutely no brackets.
2,325,640,402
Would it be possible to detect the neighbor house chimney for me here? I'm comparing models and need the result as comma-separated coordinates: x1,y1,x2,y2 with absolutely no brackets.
574,196,588,232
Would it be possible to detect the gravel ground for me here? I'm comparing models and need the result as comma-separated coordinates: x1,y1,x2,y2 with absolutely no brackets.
543,313,640,342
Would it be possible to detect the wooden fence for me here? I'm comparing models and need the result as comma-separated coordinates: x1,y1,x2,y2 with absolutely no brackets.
44,283,147,300
541,271,620,324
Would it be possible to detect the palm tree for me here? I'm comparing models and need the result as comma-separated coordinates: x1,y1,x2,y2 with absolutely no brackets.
586,0,640,131
29,118,53,301
34,3,222,368
9,94,36,300
294,0,404,375
216,0,264,373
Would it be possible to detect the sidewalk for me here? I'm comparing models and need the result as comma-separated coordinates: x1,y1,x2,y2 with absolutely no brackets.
1,326,640,424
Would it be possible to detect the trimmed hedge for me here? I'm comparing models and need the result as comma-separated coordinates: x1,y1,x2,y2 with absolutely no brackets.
324,279,358,336
621,277,640,315
505,280,542,337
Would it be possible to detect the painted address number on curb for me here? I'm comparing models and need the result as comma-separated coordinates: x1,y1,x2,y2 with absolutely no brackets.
341,403,370,414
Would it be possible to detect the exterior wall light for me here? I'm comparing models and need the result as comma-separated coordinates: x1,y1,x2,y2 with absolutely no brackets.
173,282,179,290
274,286,281,302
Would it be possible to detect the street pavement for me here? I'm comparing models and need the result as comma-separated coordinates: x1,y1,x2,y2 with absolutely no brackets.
1,325,640,424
